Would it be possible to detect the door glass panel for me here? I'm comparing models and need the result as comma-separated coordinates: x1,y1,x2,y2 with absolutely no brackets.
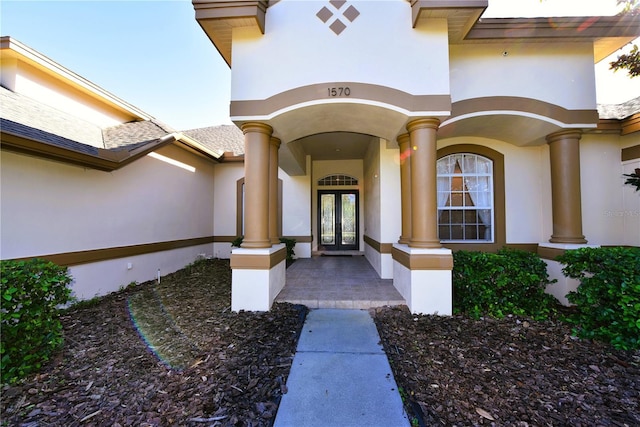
321,194,335,245
341,193,356,245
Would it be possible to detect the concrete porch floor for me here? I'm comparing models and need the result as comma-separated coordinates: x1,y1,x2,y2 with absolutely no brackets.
275,255,406,309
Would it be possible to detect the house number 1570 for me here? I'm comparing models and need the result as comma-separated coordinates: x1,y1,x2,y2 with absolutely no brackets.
327,87,351,97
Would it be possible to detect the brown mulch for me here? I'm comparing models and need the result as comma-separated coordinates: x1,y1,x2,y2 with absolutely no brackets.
2,259,639,426
1,259,307,427
372,305,640,427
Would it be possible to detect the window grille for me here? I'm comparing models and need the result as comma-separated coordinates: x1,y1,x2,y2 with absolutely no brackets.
318,174,358,186
437,153,494,242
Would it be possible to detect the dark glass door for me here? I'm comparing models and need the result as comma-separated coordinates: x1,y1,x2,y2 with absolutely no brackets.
318,190,359,251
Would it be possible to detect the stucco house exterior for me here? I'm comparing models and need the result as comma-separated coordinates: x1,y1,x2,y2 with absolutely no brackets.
1,0,639,314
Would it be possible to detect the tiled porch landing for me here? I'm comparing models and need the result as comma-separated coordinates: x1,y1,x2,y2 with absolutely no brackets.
275,255,406,309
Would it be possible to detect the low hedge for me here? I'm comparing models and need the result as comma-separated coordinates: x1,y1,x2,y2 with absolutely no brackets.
1,258,74,383
452,248,557,319
557,246,640,350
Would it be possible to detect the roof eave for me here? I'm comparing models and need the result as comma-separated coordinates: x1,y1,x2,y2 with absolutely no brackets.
465,15,640,62
0,130,177,172
0,36,154,121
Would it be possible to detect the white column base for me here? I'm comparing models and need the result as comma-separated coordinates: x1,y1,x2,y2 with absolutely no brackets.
540,243,598,306
231,245,286,312
392,244,453,315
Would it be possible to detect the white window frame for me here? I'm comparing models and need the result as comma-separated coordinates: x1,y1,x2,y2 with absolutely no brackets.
437,153,494,243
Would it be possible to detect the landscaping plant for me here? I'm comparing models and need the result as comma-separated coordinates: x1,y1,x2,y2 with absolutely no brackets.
452,248,557,319
1,258,74,383
557,246,640,350
232,236,296,261
279,237,296,260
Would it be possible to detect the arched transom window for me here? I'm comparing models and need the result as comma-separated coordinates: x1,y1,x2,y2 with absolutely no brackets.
437,153,494,242
318,174,358,186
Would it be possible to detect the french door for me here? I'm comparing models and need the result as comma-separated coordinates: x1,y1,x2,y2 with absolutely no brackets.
318,190,359,251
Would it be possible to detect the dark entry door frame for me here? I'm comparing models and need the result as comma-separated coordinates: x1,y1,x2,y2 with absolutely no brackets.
317,190,359,251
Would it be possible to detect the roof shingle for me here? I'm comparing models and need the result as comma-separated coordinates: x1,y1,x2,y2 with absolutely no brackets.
182,125,245,155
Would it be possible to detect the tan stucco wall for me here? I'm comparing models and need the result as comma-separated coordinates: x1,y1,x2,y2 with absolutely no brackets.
4,59,136,131
213,162,245,239
230,0,449,103
363,138,401,244
281,155,312,242
449,42,596,111
363,140,380,243
363,138,400,277
438,137,549,244
1,145,216,297
581,134,640,246
212,157,312,259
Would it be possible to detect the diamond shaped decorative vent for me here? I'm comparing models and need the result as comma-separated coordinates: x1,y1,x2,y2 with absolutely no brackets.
316,1,360,35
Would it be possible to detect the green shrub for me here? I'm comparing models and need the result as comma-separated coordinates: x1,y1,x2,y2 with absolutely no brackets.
557,246,640,350
231,236,243,248
1,258,74,383
452,248,557,319
279,237,296,260
231,236,296,261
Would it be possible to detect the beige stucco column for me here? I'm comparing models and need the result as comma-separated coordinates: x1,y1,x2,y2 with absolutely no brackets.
241,122,273,248
546,129,587,244
269,136,281,244
397,133,412,244
407,118,441,248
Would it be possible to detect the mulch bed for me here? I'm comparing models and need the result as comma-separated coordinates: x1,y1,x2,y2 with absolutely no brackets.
2,259,639,426
372,305,640,427
1,259,307,427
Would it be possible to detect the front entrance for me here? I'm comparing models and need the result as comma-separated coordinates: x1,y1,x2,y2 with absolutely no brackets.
318,190,359,251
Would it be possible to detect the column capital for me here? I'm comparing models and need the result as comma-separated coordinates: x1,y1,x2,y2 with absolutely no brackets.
406,118,440,133
241,122,273,136
546,129,582,144
397,133,410,146
270,136,281,149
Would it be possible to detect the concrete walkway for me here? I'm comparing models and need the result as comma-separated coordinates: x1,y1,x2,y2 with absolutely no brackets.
273,309,409,427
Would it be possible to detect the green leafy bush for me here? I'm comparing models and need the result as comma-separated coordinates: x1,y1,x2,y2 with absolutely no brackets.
279,237,296,260
1,258,74,383
557,246,640,350
452,248,557,319
231,236,296,261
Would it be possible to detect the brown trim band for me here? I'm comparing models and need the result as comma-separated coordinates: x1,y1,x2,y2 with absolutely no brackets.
230,247,287,270
391,247,454,270
196,235,313,244
449,97,598,126
622,144,640,162
9,236,216,267
363,235,393,254
283,235,313,243
622,115,640,136
444,243,539,253
1,129,220,172
230,83,451,118
537,246,567,261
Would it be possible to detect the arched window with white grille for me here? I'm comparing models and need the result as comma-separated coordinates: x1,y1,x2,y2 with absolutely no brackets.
437,153,494,242
318,174,358,186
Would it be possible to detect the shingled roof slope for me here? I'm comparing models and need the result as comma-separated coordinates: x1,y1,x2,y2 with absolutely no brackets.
103,120,177,149
0,86,103,147
182,125,245,155
598,96,640,120
1,118,101,156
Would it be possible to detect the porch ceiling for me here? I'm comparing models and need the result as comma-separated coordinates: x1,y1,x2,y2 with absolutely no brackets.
291,132,374,161
438,114,564,147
